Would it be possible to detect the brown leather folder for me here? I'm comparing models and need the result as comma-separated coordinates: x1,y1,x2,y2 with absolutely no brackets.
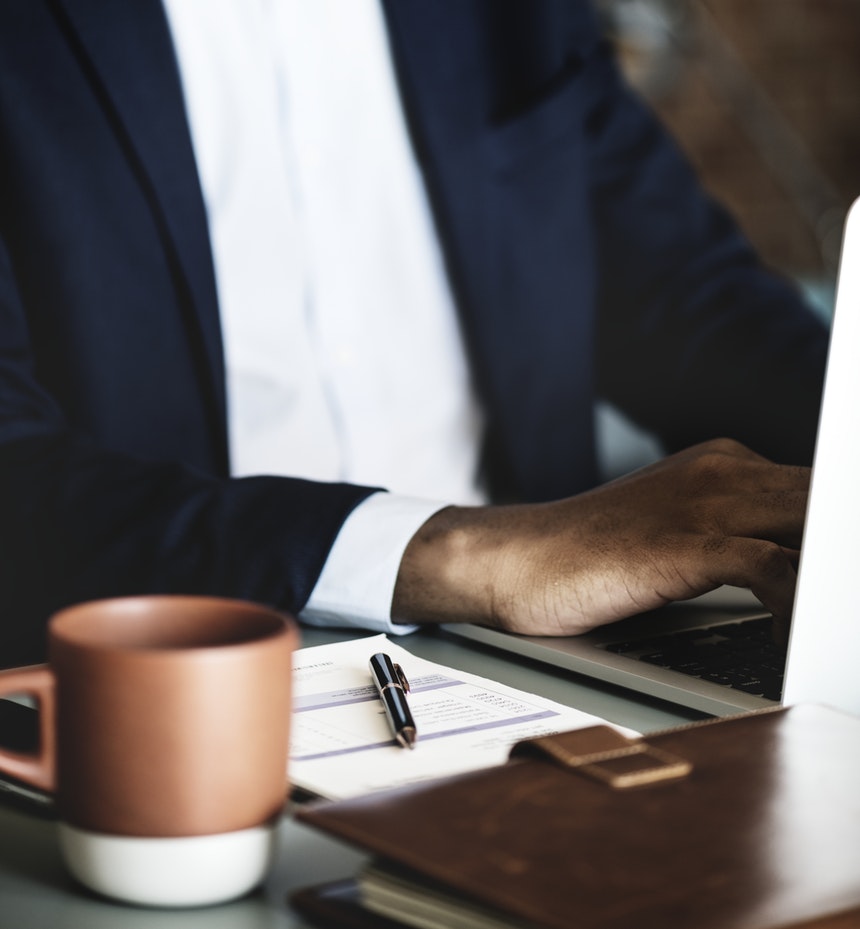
293,705,860,929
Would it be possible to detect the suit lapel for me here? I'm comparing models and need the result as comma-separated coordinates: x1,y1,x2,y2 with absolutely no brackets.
50,0,228,466
382,2,599,499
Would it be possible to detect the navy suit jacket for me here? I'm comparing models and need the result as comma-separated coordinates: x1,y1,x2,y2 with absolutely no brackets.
0,0,828,663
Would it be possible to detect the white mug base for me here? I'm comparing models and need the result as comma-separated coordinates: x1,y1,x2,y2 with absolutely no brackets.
58,821,277,908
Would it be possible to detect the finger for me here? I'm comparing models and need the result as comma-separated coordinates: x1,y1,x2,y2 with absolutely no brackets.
701,536,798,628
599,442,810,511
685,454,810,497
710,489,810,548
770,547,799,647
737,462,810,493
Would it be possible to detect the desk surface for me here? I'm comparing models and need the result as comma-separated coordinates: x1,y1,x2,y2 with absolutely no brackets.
0,626,702,928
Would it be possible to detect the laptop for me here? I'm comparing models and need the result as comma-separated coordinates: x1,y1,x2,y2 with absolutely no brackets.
444,196,860,718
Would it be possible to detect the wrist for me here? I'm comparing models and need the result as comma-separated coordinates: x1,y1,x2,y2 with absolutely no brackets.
391,504,513,627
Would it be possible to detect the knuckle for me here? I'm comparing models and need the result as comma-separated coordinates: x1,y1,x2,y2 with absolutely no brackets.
703,437,747,456
687,450,733,489
685,438,753,489
702,533,730,556
752,542,789,579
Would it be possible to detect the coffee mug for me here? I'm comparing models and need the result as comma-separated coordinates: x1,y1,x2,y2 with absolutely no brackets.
0,595,299,907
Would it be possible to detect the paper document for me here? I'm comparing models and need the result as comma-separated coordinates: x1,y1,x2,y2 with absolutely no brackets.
290,634,633,800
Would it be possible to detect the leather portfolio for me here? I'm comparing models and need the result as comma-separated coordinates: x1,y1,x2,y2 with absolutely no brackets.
293,705,860,929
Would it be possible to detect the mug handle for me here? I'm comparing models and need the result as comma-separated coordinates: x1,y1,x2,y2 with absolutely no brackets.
0,665,56,792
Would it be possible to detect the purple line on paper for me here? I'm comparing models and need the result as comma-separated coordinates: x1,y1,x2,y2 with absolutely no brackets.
293,738,398,760
410,676,466,695
291,710,559,761
293,686,377,712
293,674,463,712
418,710,557,741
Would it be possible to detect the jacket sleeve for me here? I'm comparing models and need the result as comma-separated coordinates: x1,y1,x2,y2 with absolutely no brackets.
577,24,828,465
0,236,377,666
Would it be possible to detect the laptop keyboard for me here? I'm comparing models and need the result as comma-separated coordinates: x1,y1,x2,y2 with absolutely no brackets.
602,617,786,701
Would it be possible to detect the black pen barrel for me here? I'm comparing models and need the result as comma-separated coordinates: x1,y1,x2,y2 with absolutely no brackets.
370,652,399,688
382,686,416,729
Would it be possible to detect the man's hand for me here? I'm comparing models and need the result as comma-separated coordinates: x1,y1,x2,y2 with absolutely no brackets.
392,439,808,636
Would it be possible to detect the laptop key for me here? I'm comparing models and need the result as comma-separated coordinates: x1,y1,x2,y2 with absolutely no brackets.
600,617,786,700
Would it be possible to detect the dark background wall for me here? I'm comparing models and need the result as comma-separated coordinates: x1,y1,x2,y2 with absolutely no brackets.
603,0,860,295
597,0,860,472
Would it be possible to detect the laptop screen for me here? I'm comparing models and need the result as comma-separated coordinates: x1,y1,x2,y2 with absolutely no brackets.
782,196,860,716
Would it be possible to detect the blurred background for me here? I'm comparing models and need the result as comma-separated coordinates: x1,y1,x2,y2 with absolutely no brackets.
595,0,860,475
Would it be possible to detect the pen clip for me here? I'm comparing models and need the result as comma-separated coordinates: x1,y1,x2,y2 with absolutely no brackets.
393,662,411,694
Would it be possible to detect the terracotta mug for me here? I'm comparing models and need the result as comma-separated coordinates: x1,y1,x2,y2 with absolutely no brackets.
0,595,299,907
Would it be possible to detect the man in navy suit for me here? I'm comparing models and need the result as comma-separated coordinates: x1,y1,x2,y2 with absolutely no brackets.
0,1,827,663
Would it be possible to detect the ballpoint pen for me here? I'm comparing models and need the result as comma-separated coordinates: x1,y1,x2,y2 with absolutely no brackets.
369,652,418,749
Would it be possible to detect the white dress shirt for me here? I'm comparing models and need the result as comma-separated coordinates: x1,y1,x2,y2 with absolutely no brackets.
162,0,487,630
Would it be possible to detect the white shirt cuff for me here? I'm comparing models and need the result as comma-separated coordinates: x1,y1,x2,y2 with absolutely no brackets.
299,492,446,634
